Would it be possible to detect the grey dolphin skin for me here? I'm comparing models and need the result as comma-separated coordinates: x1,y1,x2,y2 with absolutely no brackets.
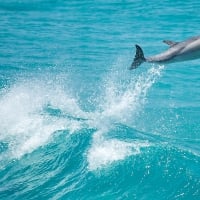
130,35,200,69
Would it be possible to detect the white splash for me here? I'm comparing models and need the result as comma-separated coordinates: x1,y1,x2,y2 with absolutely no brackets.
0,64,164,167
87,65,164,170
87,137,150,171
0,81,85,159
99,65,164,124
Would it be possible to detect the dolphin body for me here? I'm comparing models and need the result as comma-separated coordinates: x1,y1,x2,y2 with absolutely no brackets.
130,36,200,69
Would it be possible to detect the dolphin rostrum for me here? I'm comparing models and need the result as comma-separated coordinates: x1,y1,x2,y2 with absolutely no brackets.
130,36,200,69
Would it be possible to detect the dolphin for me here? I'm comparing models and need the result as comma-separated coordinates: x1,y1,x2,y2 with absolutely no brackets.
130,35,200,69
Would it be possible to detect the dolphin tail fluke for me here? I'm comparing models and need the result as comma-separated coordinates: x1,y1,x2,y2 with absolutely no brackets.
130,45,146,70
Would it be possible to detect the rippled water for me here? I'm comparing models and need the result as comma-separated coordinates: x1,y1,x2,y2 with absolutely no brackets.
0,0,200,199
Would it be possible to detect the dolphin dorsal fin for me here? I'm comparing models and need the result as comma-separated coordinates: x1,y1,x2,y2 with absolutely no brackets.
163,40,178,47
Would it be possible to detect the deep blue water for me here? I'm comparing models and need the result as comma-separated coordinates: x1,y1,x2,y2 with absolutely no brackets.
0,0,200,199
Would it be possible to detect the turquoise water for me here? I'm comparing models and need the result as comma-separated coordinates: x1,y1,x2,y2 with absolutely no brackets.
0,0,200,199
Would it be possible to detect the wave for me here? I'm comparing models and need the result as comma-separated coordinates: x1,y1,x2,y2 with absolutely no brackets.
1,64,200,200
0,64,164,169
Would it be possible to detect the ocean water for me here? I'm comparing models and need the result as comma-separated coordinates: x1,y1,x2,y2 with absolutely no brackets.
0,0,200,199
